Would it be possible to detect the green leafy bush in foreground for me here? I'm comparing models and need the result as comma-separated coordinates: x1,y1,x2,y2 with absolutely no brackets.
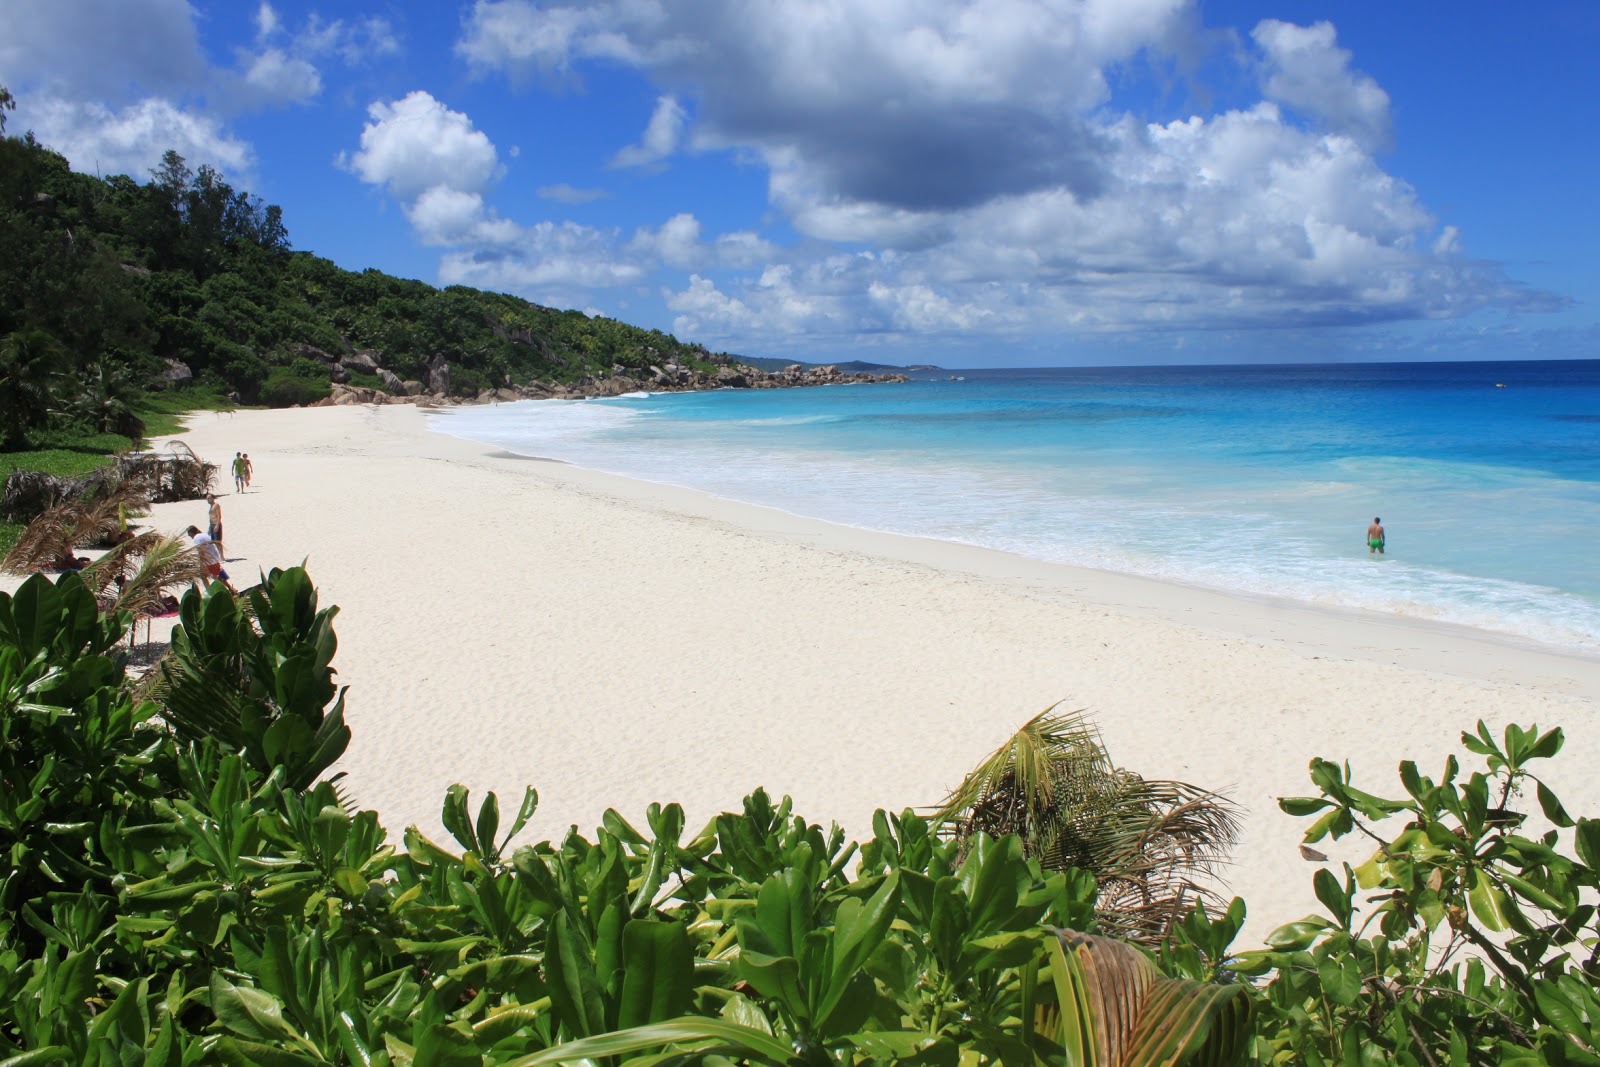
0,568,1596,1064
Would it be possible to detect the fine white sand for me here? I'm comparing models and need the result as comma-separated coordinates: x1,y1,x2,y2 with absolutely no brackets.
22,404,1600,945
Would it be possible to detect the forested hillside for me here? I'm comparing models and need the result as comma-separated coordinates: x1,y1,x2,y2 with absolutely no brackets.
0,88,727,430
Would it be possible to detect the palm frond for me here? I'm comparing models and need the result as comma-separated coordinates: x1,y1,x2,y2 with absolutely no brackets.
107,536,210,618
118,444,216,503
932,704,1239,946
1,503,87,574
79,530,162,600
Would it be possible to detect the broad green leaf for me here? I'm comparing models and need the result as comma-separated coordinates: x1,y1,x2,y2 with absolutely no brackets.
545,911,608,1039
1467,876,1508,932
413,1023,480,1067
503,1018,796,1067
209,973,310,1048
617,920,693,1030
0,1048,71,1067
1316,954,1362,1006
1575,819,1600,871
213,1039,324,1067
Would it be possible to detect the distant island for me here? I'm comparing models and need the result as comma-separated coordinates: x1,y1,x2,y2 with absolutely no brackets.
732,355,943,374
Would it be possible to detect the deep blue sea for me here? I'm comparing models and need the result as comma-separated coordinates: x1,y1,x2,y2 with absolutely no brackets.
434,360,1600,653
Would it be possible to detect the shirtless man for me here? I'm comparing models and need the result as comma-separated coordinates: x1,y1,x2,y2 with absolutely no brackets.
206,493,224,557
1367,517,1385,555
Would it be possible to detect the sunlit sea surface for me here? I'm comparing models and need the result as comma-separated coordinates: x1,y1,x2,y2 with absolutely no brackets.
432,361,1600,653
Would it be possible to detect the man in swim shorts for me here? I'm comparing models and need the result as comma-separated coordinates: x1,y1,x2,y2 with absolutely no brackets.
186,525,235,593
1367,517,1385,555
232,452,246,492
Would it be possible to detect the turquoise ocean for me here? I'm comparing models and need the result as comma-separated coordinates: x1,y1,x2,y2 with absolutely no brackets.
433,360,1600,653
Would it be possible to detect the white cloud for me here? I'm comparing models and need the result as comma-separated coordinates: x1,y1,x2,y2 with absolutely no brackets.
255,2,280,39
21,96,254,181
241,48,322,105
446,1,1558,346
344,91,502,200
628,213,703,269
231,5,401,108
439,221,651,291
611,95,687,168
0,0,207,100
1253,20,1392,151
538,183,609,204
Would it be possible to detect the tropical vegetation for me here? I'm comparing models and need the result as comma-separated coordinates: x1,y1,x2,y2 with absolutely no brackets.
1,562,1596,1064
0,82,732,438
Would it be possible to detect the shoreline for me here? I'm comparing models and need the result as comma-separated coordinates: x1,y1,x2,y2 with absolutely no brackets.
15,403,1600,946
422,407,1600,694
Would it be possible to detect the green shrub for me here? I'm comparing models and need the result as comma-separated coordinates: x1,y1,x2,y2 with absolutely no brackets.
2,564,1593,1065
259,369,329,407
450,365,490,397
287,355,326,379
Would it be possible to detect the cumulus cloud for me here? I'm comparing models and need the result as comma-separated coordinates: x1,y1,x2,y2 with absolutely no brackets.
240,48,323,105
0,0,207,101
343,91,502,200
231,3,401,108
342,91,530,258
446,2,1559,348
611,95,687,168
21,96,253,181
1253,19,1392,151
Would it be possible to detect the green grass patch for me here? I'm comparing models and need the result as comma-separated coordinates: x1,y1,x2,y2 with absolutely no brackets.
0,448,121,481
0,447,121,559
138,384,239,437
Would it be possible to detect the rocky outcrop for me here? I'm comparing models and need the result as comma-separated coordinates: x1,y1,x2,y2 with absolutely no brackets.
378,368,405,393
160,359,193,389
343,349,382,373
294,344,338,363
427,353,451,396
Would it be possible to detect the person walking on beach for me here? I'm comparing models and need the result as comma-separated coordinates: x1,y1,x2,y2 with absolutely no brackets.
185,525,235,593
206,493,224,556
231,452,246,492
243,453,253,488
1368,517,1385,555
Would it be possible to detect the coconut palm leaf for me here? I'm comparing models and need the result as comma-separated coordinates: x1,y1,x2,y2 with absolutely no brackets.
1038,929,1253,1067
104,535,209,618
932,705,1239,946
1,503,87,574
79,530,161,601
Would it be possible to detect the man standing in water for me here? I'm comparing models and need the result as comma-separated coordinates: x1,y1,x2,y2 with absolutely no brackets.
1368,517,1385,555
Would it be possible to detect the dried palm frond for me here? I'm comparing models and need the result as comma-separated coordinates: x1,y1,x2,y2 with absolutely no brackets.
79,531,162,601
73,479,153,547
931,704,1239,947
1,469,76,522
1,503,88,574
106,535,209,618
118,444,216,503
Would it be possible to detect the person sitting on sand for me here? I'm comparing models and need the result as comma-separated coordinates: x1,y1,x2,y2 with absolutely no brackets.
185,524,235,593
1368,517,1385,555
232,452,246,493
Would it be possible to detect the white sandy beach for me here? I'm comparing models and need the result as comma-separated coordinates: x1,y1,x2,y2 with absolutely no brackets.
28,403,1600,946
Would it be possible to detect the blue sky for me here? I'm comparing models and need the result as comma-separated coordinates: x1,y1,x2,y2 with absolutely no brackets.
4,1,1596,367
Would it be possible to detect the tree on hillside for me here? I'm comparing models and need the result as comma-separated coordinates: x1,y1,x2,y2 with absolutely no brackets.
0,328,66,449
0,85,14,135
75,354,146,440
